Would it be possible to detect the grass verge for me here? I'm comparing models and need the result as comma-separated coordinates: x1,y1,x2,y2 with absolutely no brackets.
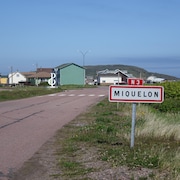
53,98,180,180
0,85,95,102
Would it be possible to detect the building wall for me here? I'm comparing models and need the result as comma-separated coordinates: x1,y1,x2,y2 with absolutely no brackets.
0,77,8,84
99,76,122,85
8,72,26,84
60,64,85,85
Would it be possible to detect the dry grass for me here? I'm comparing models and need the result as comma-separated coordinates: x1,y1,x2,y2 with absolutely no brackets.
135,105,180,179
136,105,180,141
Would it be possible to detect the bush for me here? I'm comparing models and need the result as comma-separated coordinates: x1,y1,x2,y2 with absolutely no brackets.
149,81,180,113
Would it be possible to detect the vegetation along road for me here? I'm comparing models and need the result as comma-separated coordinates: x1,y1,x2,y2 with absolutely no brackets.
0,82,180,179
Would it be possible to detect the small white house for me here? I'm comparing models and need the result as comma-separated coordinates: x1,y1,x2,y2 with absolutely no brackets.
8,72,27,85
147,76,165,83
97,69,134,85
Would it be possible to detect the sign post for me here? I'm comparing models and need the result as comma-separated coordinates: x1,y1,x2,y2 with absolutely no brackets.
109,85,164,148
131,103,136,148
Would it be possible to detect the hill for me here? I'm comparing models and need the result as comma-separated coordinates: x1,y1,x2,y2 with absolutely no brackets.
85,64,179,80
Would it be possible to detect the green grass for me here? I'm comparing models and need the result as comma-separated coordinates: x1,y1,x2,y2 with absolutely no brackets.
0,86,60,101
0,85,96,102
58,159,94,178
54,98,180,179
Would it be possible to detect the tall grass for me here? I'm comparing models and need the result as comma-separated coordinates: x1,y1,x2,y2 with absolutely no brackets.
136,105,180,141
135,105,180,179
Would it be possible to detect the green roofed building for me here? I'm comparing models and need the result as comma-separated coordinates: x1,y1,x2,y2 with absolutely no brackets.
55,63,85,85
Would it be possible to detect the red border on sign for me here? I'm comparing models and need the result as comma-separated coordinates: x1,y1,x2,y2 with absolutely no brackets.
109,85,164,103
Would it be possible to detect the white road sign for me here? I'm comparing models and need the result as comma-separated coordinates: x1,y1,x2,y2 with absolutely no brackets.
109,85,164,103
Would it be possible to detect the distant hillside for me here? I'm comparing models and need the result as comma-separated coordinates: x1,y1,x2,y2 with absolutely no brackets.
85,64,179,80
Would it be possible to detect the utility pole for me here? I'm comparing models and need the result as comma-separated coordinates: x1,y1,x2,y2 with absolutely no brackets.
78,50,90,85
79,50,90,66
33,63,38,86
36,63,38,86
11,66,13,85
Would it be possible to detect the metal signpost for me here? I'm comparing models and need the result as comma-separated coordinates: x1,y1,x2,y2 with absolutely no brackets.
127,78,143,147
109,85,164,148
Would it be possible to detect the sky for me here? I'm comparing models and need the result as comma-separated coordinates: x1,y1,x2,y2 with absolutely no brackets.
0,0,180,78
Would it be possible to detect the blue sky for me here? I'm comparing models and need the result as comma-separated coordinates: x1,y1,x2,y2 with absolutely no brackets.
0,0,180,77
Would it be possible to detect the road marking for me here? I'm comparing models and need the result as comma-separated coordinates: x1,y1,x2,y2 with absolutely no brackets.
48,94,56,96
68,94,75,96
48,94,106,97
78,94,86,96
58,94,66,96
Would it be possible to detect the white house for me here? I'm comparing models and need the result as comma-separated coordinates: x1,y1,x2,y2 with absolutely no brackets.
147,76,165,83
8,72,27,85
97,69,134,85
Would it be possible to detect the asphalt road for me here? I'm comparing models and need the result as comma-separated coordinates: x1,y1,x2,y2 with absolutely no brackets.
0,86,108,180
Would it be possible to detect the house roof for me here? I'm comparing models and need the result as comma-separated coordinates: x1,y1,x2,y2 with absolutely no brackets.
21,72,36,77
147,76,165,82
55,63,84,70
97,69,134,78
9,72,26,78
37,68,53,73
27,72,51,78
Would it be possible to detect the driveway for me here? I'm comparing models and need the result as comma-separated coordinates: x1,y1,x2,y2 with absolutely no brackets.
0,86,108,180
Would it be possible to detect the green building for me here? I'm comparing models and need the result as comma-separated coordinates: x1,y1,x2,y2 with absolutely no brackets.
55,63,85,85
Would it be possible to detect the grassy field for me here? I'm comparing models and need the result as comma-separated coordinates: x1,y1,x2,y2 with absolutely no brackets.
51,82,180,179
52,99,179,179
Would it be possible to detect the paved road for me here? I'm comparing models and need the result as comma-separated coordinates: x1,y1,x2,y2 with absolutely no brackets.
0,87,108,180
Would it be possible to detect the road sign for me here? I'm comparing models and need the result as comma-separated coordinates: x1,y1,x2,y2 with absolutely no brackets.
128,78,143,85
109,85,164,103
